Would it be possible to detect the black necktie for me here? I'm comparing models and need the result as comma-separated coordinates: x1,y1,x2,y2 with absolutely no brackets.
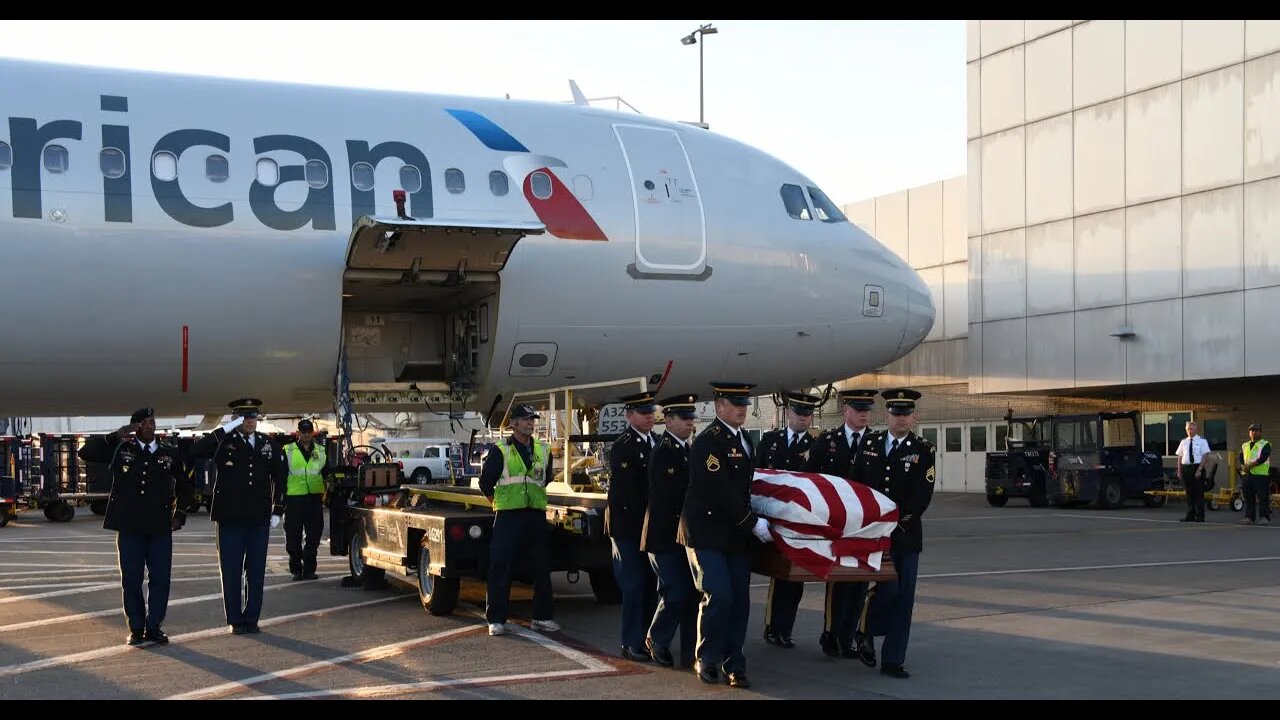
788,433,797,449
891,438,899,454
852,431,860,449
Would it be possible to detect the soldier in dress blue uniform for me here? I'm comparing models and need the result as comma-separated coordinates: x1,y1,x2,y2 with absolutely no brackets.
850,388,935,679
190,399,286,635
677,381,770,689
640,393,700,668
607,390,661,661
756,391,819,650
805,388,878,659
79,406,196,646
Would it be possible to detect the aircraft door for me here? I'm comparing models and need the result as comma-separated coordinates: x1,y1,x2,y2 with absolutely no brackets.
613,124,707,277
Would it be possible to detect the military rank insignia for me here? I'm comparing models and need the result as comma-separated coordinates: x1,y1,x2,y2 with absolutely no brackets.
706,455,721,472
926,466,936,483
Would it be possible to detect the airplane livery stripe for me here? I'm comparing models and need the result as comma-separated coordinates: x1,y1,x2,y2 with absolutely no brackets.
445,109,530,153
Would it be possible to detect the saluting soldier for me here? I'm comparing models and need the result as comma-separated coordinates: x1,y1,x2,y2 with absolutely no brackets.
79,406,196,646
606,391,661,662
190,399,286,635
756,391,820,650
677,381,769,689
805,388,878,659
640,393,700,669
850,388,935,679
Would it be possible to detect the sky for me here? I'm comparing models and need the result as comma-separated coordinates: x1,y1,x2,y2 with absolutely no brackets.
0,20,966,204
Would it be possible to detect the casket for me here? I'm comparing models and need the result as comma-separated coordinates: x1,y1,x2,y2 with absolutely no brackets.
750,538,897,582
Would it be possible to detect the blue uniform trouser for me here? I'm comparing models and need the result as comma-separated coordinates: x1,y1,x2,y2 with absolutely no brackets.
486,508,554,624
687,547,752,674
1244,475,1272,521
766,579,804,637
648,550,698,666
611,537,657,650
215,521,270,626
116,532,172,632
860,549,920,667
824,580,868,646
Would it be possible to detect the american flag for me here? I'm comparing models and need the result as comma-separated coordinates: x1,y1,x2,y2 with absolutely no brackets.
750,470,899,579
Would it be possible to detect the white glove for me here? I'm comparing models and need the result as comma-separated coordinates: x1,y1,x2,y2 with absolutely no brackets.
751,517,772,543
221,416,245,433
270,514,282,530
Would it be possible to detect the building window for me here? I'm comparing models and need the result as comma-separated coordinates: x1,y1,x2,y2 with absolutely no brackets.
945,426,962,452
530,171,553,200
1203,419,1228,451
806,185,848,223
1142,411,1193,455
304,159,328,189
0,141,11,170
43,145,69,173
780,183,811,220
995,424,1009,451
152,151,178,181
489,171,509,197
921,427,939,448
445,168,465,194
399,165,422,193
255,158,279,186
352,162,375,191
970,425,987,452
99,148,126,178
206,154,229,183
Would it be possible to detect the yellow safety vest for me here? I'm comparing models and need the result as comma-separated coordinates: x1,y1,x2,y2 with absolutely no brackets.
285,443,327,496
493,439,548,511
1242,439,1271,476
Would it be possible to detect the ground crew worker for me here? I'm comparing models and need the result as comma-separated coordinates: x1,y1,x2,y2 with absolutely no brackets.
806,388,878,659
479,404,560,636
283,419,326,580
678,381,769,689
79,406,195,646
641,393,700,668
851,388,935,679
757,391,819,650
191,398,285,635
1240,423,1271,526
607,390,660,661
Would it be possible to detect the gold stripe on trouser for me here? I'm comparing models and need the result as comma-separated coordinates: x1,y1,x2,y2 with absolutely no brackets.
764,579,776,625
857,582,878,634
823,583,836,632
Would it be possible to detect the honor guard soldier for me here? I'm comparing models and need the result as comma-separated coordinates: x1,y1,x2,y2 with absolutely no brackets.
191,399,286,635
478,404,560,636
607,390,661,661
677,381,769,689
806,388,878,659
283,419,327,580
641,393,700,668
851,388,935,679
79,406,196,646
757,391,819,649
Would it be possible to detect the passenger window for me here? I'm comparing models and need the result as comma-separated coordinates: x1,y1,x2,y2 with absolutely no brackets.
43,145,70,173
400,165,423,193
780,184,811,220
806,185,848,223
99,148,126,178
530,171,553,200
445,168,465,194
0,141,11,170
352,162,375,191
152,151,178,181
255,158,279,186
489,170,509,196
206,154,229,183
304,159,328,189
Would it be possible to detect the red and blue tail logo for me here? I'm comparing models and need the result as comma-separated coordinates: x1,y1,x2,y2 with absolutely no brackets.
446,109,607,241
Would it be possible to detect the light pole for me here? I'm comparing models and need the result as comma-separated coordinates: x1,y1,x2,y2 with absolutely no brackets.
680,23,718,126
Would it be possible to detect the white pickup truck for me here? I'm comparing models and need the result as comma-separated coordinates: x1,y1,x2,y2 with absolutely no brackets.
370,437,458,484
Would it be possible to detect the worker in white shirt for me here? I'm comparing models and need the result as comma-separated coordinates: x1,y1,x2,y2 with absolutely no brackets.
1175,422,1212,523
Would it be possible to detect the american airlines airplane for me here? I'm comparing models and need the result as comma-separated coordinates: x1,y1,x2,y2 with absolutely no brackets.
0,58,933,418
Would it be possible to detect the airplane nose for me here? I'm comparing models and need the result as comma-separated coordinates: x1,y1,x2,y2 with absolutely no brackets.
898,266,935,357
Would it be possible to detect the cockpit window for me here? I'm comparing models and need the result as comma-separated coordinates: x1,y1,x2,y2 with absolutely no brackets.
780,184,811,220
807,185,848,223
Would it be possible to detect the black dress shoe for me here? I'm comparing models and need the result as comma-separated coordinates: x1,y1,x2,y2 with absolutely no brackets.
726,671,751,689
854,632,877,667
620,646,651,663
818,631,840,658
302,572,319,580
126,630,146,646
880,663,910,679
245,624,261,634
230,624,249,635
693,661,719,684
291,572,304,581
144,627,169,644
1179,516,1194,522
645,638,674,667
